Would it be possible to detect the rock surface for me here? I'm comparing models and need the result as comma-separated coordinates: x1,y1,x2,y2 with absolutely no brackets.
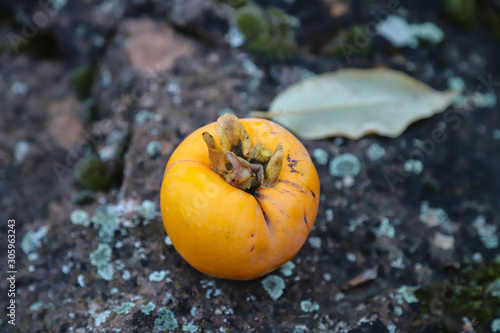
0,0,499,332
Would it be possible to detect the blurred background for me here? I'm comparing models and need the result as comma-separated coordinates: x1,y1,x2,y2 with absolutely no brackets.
0,0,499,332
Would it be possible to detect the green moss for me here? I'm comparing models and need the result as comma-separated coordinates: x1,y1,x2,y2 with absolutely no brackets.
482,5,500,40
71,65,96,100
5,29,62,58
215,0,248,8
415,260,500,330
0,4,61,58
322,26,372,58
235,4,297,60
71,189,96,206
74,153,110,191
441,0,476,28
0,5,15,26
79,99,98,125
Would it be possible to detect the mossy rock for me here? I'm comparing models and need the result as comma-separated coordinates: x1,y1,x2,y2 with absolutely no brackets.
441,0,476,28
8,30,61,58
235,4,297,60
71,65,96,100
482,6,500,40
415,260,500,331
322,26,372,58
215,0,248,8
71,189,96,206
235,4,269,39
74,153,110,191
79,99,99,125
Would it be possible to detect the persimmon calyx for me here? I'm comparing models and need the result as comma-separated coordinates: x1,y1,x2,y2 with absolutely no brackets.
202,113,283,191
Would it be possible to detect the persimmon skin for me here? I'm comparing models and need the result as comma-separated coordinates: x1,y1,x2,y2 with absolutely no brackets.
160,118,320,280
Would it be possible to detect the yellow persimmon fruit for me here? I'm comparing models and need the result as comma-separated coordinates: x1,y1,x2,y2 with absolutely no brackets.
160,114,320,280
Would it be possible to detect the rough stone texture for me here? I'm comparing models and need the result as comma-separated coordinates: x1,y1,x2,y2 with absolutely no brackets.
0,0,499,332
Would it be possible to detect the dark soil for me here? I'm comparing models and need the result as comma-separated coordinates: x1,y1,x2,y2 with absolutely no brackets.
1,0,499,332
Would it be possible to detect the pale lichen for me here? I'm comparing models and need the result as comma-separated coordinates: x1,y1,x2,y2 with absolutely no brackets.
312,148,329,165
146,141,162,157
182,323,199,332
403,159,423,175
14,141,30,164
473,216,499,249
329,153,361,177
141,200,159,221
293,325,308,333
280,261,295,277
94,310,111,327
419,202,452,232
141,302,156,315
29,301,44,312
90,243,111,266
21,226,49,254
431,232,455,250
70,210,90,226
447,76,466,92
154,307,178,331
373,218,395,238
89,243,114,281
408,22,444,47
492,317,500,332
148,270,168,282
376,15,444,48
299,300,320,313
394,285,419,304
113,302,134,314
261,275,286,300
91,205,120,243
487,279,500,298
135,109,155,124
366,143,386,161
308,236,322,249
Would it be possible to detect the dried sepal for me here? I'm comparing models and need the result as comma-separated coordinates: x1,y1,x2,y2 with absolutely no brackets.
249,164,264,184
249,143,272,163
202,131,227,176
203,113,284,192
262,143,283,188
225,151,253,189
216,113,251,157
